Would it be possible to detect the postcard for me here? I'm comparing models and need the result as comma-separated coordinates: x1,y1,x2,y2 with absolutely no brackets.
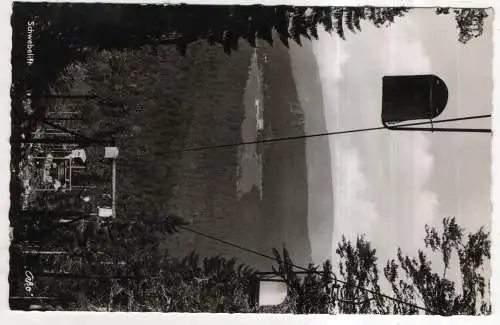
8,2,492,315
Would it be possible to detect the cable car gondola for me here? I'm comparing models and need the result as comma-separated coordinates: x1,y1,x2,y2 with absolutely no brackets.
381,74,490,133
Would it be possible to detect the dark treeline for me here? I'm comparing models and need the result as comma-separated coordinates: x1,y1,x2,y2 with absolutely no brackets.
11,3,488,122
11,3,489,112
18,4,409,52
12,4,407,99
10,216,491,314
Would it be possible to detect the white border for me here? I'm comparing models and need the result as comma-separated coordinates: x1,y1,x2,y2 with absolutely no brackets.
0,1,498,325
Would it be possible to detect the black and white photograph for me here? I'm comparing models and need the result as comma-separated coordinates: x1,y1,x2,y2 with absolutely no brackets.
7,1,493,315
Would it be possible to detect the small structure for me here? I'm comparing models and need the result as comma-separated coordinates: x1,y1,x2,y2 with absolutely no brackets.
31,146,119,218
104,146,119,159
381,74,490,133
381,74,448,126
248,273,289,307
98,207,113,218
257,278,288,306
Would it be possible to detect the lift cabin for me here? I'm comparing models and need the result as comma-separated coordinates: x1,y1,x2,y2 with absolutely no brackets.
381,74,449,128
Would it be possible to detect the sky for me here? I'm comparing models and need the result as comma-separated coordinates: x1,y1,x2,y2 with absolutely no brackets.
306,8,493,275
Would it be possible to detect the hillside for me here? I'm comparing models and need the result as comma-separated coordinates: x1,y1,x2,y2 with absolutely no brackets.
162,39,313,269
289,40,335,263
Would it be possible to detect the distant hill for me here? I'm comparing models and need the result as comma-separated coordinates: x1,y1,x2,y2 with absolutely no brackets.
289,40,335,263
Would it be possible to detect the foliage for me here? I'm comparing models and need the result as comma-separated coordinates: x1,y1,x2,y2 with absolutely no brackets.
157,252,257,312
33,251,257,312
384,217,491,315
21,4,410,54
270,247,333,314
436,8,489,44
334,236,386,313
272,217,490,315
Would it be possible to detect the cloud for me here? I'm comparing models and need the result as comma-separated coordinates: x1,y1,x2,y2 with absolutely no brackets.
386,132,439,250
312,29,350,83
331,145,378,244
